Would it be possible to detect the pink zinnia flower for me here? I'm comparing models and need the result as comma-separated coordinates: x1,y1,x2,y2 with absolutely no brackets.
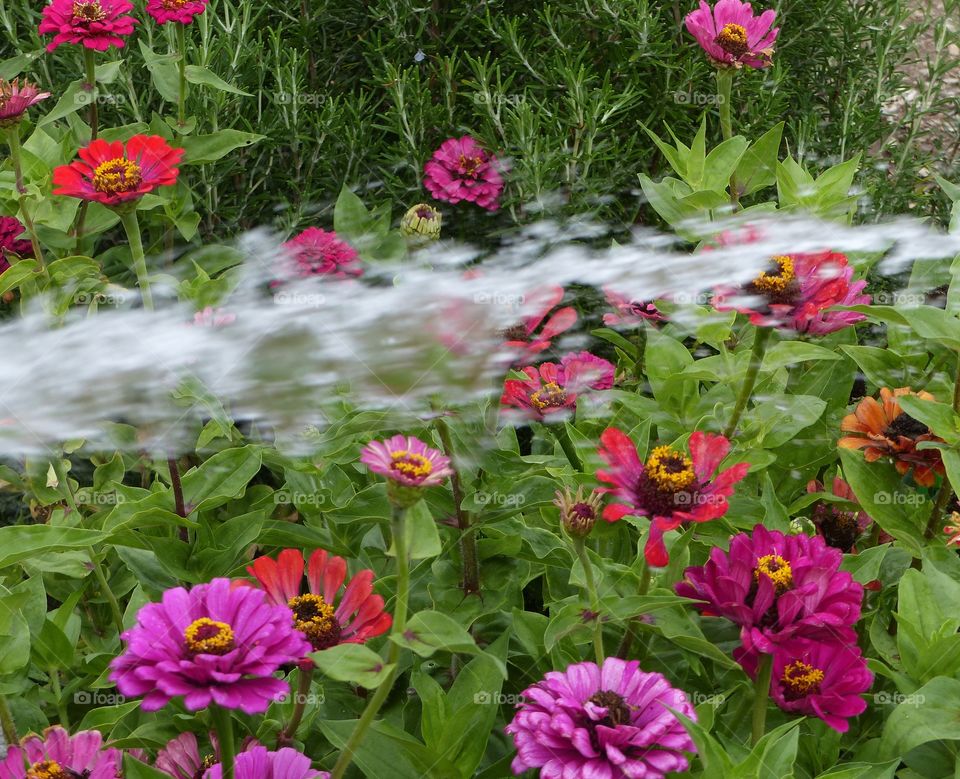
360,434,452,488
155,732,259,779
806,477,875,552
0,216,33,271
501,285,578,362
602,287,666,327
684,0,779,69
597,428,749,567
505,657,697,778
736,636,872,733
423,135,503,211
676,524,863,652
500,352,615,422
0,726,120,779
39,0,138,52
241,548,392,654
714,251,871,334
0,79,51,127
53,135,184,207
147,0,209,24
109,578,311,714
560,350,616,391
280,227,362,280
204,746,329,779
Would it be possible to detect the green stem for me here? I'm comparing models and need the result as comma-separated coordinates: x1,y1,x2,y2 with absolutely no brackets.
552,423,582,471
615,559,651,659
83,49,98,141
87,546,125,636
751,653,773,746
211,706,236,779
0,696,17,744
435,417,480,596
573,538,604,664
723,327,772,439
280,665,313,743
716,69,734,141
330,505,410,779
177,24,188,127
119,209,153,310
633,324,647,381
5,128,45,270
49,669,70,730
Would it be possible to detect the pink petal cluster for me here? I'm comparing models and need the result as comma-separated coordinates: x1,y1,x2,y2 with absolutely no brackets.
361,434,452,488
602,287,666,327
501,286,578,363
424,136,503,211
0,726,120,779
0,216,33,272
685,0,779,69
39,0,138,52
147,0,209,25
154,732,259,779
280,227,362,279
501,352,615,422
204,747,329,779
0,79,51,126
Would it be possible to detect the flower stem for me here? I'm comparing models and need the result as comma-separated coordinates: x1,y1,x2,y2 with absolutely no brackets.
330,505,410,779
552,423,582,471
49,669,70,729
211,706,236,779
573,538,604,664
633,324,647,381
168,456,188,542
177,24,188,127
119,209,154,310
87,546,125,637
723,326,772,439
83,49,98,141
615,559,651,659
435,417,480,597
5,128,45,271
716,69,734,141
0,696,17,744
280,664,313,744
751,653,773,746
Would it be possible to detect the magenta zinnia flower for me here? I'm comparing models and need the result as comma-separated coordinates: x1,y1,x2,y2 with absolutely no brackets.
597,428,749,567
505,657,697,778
501,285,578,363
676,524,863,652
361,434,452,487
0,79,51,127
602,287,666,327
147,0,209,24
0,726,120,779
280,227,362,280
109,578,311,714
736,637,872,733
685,0,779,69
0,216,33,271
501,352,615,422
155,732,259,779
39,0,138,52
204,746,329,779
423,135,503,211
241,548,392,653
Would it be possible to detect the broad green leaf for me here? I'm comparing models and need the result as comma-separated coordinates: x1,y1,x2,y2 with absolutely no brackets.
310,644,394,689
183,65,251,96
880,676,960,757
0,526,107,570
180,130,265,165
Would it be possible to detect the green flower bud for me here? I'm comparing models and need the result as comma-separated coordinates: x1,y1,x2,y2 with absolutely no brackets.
401,203,442,242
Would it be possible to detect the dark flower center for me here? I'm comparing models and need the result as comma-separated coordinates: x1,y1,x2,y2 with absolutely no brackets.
812,502,861,552
644,446,695,492
571,502,595,520
457,153,485,178
716,23,749,57
501,323,530,342
28,761,87,779
747,255,800,305
415,206,436,219
389,449,433,480
162,0,189,7
781,660,824,700
72,0,106,22
289,593,341,650
193,756,217,779
184,617,235,655
885,412,928,439
530,381,568,410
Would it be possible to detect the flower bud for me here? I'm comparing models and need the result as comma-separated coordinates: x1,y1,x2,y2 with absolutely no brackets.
554,485,602,539
400,203,442,243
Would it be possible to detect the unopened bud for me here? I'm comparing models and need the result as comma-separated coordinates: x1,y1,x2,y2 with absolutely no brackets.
400,203,442,243
554,485,602,538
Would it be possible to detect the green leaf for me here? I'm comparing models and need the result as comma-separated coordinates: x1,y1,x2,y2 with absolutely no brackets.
762,341,842,371
310,644,394,689
880,676,960,757
0,526,107,569
814,762,899,779
397,500,442,561
181,446,263,513
183,65,251,96
138,41,180,103
180,130,265,165
36,80,89,127
391,611,502,671
735,122,784,196
123,755,176,779
0,261,41,296
333,186,371,239
702,135,748,192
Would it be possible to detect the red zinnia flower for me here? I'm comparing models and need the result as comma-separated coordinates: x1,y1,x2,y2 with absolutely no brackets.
500,352,615,422
243,549,392,655
147,0,209,25
53,135,184,207
423,135,504,211
597,427,749,567
501,285,578,362
39,0,138,52
280,227,362,280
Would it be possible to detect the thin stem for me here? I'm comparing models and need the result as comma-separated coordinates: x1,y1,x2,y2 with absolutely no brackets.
83,49,98,140
573,538,604,664
435,417,480,596
49,669,70,729
177,24,188,127
615,560,651,659
168,456,188,542
751,653,773,746
211,706,236,779
716,69,734,141
119,209,154,310
552,423,582,471
87,546,125,636
330,505,410,779
0,696,17,744
5,128,45,270
280,665,314,744
723,327,772,439
633,325,647,381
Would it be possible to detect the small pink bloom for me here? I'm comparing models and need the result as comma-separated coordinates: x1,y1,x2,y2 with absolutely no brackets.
0,79,51,126
204,746,329,779
39,0,138,52
501,352,614,422
501,286,577,363
361,434,452,488
280,227,362,280
602,287,665,326
423,135,503,211
559,351,616,391
685,0,779,69
0,726,120,778
147,0,209,25
0,216,33,272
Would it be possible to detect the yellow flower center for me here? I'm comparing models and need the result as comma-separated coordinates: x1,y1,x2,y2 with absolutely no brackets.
161,0,188,7
184,617,235,655
72,0,106,21
289,593,341,650
716,23,749,57
782,660,825,697
92,157,142,195
530,381,568,410
751,256,795,296
27,762,69,779
754,554,793,593
458,154,484,177
390,450,433,479
644,446,695,493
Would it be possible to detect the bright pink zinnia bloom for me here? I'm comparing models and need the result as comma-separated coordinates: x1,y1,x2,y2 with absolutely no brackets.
280,227,362,279
501,286,578,362
0,726,120,779
560,350,616,391
147,0,209,25
361,434,452,488
0,79,51,127
0,216,33,271
109,578,311,715
241,548,392,654
500,352,614,421
505,657,697,778
53,135,184,207
685,0,779,69
597,427,749,567
155,732,259,779
204,746,329,779
602,287,666,327
423,135,503,211
39,0,138,52
736,636,872,733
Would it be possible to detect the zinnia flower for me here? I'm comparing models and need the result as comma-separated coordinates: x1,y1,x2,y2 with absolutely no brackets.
360,434,452,488
736,636,872,733
505,657,697,778
241,548,392,654
400,203,442,241
714,251,870,334
53,135,184,207
597,428,749,567
423,135,503,211
204,747,329,779
109,578,311,714
839,387,945,487
806,477,873,552
39,0,137,51
676,524,863,652
554,485,602,538
684,0,779,69
501,285,577,362
602,288,666,327
280,227,362,280
500,352,615,422
0,216,33,270
0,726,120,779
0,79,51,127
155,732,259,779
147,0,209,24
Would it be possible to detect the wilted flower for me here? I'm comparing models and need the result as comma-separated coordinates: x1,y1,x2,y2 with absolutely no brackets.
806,477,873,552
554,485,602,538
684,0,779,69
839,387,945,487
39,0,138,51
204,746,329,779
597,428,749,566
602,287,666,327
400,203,442,242
423,135,503,211
147,0,209,24
505,657,697,778
280,227,362,280
501,285,577,362
53,135,184,207
0,216,33,271
0,79,51,127
0,726,120,778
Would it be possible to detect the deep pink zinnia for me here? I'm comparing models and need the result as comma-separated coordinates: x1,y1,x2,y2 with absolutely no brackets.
280,227,362,280
147,0,209,24
0,79,51,127
501,285,578,363
0,726,120,779
505,657,697,778
204,746,329,779
360,434,452,488
597,428,749,567
602,287,666,327
736,636,872,733
423,135,503,211
675,524,863,653
39,0,138,52
685,0,779,69
0,216,33,272
500,352,615,422
109,578,311,715
155,732,259,779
